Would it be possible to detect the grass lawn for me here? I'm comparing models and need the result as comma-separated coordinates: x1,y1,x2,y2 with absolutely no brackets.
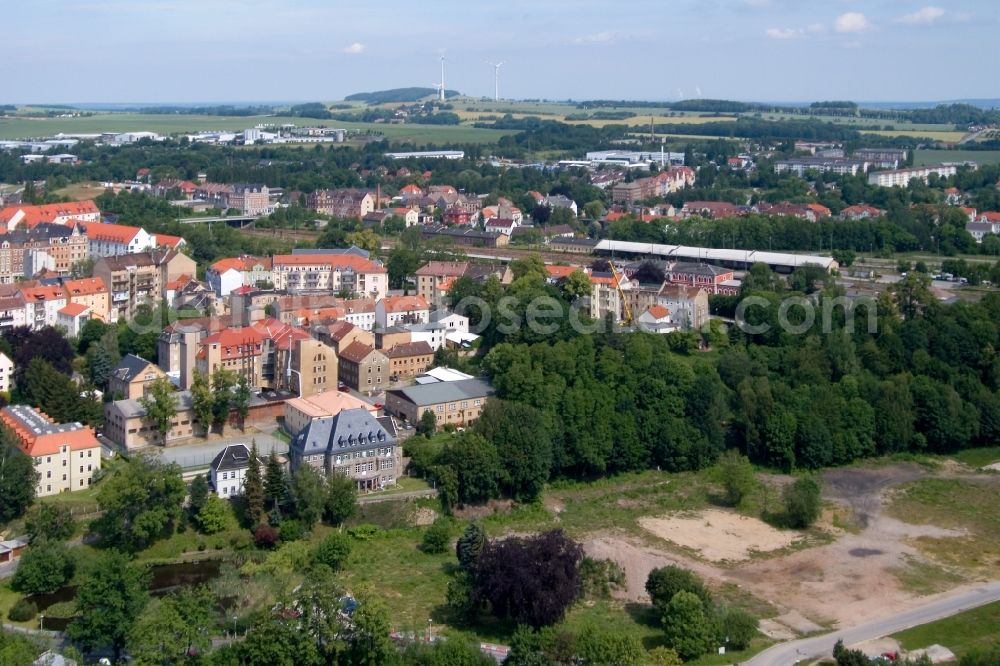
950,446,1000,469
886,478,1000,572
893,601,1000,657
53,181,106,201
913,149,1000,166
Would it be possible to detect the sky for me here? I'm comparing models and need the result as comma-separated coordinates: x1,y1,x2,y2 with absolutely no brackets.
2,0,997,105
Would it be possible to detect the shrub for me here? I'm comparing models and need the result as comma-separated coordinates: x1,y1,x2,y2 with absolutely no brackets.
25,504,74,541
645,565,713,617
11,541,76,595
421,518,452,554
783,477,822,528
8,598,38,622
346,524,379,541
456,522,486,571
279,519,303,542
314,532,353,571
719,606,759,650
253,523,279,549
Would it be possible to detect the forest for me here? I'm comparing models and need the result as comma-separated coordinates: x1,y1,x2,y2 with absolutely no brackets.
409,259,1000,514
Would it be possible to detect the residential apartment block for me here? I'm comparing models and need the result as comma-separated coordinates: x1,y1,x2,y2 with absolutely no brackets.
307,189,375,219
337,341,389,392
93,249,196,321
1,405,101,496
63,277,110,322
0,200,101,232
227,184,271,215
0,223,88,283
270,253,387,298
867,164,959,188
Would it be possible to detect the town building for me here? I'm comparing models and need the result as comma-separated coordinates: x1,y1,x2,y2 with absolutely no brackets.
227,184,271,215
104,390,199,450
853,148,907,169
419,225,509,248
662,262,740,295
79,222,156,257
867,164,960,187
384,378,494,429
0,200,101,231
414,261,469,306
289,407,400,491
57,302,90,336
773,158,868,177
270,252,387,298
93,249,196,321
839,204,886,221
636,305,677,334
0,223,88,283
375,295,430,328
63,277,110,322
0,351,13,393
20,284,67,329
206,255,273,296
0,288,26,332
284,390,376,437
0,404,101,496
548,236,599,253
654,285,710,330
307,189,375,219
754,202,832,222
337,341,389,392
385,341,434,380
312,320,374,355
109,354,167,400
210,444,261,498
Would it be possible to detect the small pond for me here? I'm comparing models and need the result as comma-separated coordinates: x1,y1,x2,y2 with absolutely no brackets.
27,559,223,631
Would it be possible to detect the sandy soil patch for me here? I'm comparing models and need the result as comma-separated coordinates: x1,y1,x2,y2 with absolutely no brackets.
984,461,1000,472
413,507,437,526
638,509,803,562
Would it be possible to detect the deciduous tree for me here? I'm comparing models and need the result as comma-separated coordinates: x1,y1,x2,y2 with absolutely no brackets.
139,376,178,445
92,455,185,551
68,550,149,661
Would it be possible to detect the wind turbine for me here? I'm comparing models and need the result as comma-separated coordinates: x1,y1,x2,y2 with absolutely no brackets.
488,61,505,102
695,85,703,99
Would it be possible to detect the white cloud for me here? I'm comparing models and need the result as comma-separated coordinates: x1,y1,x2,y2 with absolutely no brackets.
834,12,871,33
766,27,803,40
341,42,365,54
898,6,946,25
573,31,616,45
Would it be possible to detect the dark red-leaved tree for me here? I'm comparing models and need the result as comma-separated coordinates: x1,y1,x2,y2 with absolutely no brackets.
472,529,582,628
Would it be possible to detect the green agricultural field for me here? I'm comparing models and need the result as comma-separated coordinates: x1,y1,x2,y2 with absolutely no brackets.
914,149,1000,166
0,112,517,145
893,601,1000,657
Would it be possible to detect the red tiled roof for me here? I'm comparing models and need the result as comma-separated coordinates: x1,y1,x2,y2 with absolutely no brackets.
339,340,379,364
156,233,185,249
414,261,468,277
79,221,143,244
545,265,585,280
63,277,108,296
58,303,90,317
646,305,670,320
271,253,385,273
20,285,65,302
0,200,100,228
380,295,428,313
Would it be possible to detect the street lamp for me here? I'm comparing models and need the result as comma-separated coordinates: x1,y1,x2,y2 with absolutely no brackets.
39,614,44,631
232,615,238,637
427,618,433,642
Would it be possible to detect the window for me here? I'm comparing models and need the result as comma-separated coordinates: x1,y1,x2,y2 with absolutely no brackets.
88,450,92,457
62,474,66,481
80,466,83,473
46,471,51,478
436,405,443,412
62,459,67,467
88,464,92,471
47,456,51,463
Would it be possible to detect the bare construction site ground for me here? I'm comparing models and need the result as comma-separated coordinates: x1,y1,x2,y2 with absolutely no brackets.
583,462,999,640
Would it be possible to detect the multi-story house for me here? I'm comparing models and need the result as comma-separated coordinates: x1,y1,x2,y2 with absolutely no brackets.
0,200,101,232
284,389,375,437
589,271,632,323
63,277,110,322
0,223,88,283
210,444,262,498
104,390,200,450
195,183,234,208
655,285,710,330
79,222,156,257
307,189,375,219
275,336,339,398
337,342,388,392
93,249,196,321
375,295,430,329
384,378,494,429
414,261,469,306
206,255,273,296
385,341,434,380
57,302,91,336
0,288,26,333
289,407,399,491
312,320,374,355
227,184,271,216
20,284,67,329
271,253,387,298
0,404,101,496
868,164,959,188
109,354,167,400
0,351,13,393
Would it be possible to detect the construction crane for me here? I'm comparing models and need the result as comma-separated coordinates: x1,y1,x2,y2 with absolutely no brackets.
608,262,634,326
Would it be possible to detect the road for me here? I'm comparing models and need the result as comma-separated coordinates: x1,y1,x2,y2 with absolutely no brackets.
745,582,1000,665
